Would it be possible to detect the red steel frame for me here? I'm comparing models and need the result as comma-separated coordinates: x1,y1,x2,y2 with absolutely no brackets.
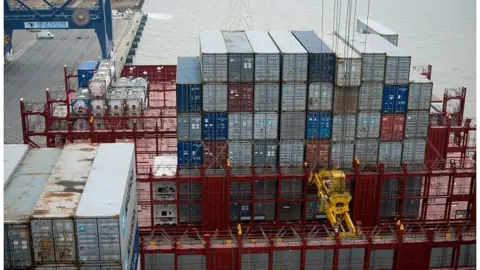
18,64,476,269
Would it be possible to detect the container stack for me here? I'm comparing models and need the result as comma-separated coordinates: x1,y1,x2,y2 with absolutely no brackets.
77,60,99,88
268,30,308,168
291,30,335,171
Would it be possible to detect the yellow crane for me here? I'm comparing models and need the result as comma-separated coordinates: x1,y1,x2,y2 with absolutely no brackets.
308,168,362,238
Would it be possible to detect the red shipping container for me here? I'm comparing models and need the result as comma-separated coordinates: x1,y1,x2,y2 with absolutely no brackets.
380,114,405,141
203,141,228,169
305,140,330,169
228,83,254,112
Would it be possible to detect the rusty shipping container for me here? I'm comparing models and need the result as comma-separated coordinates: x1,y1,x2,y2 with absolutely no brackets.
330,142,355,169
405,111,429,138
199,30,228,83
254,83,280,112
244,30,281,83
222,31,255,82
281,83,307,111
402,138,427,165
380,114,405,141
358,82,384,111
254,113,279,140
268,30,308,83
408,67,433,111
280,112,306,139
332,114,357,142
228,83,254,112
253,140,279,166
355,139,380,167
333,87,359,114
203,141,228,169
307,82,333,111
279,140,305,166
228,113,253,140
356,111,381,139
228,141,253,166
305,140,330,169
203,84,228,112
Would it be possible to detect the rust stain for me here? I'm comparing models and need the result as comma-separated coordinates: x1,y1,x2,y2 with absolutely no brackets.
32,210,50,216
43,192,74,198
79,147,95,152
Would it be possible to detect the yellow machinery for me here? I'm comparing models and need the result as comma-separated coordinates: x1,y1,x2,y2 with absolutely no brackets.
308,169,362,238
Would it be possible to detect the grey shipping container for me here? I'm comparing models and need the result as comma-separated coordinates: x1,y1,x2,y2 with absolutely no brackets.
268,31,308,83
308,82,333,111
358,82,384,111
355,139,379,167
253,140,279,166
202,84,228,112
229,141,252,166
321,33,362,87
254,83,280,112
4,144,29,189
273,250,301,270
408,67,433,111
222,31,254,82
331,142,355,169
332,114,357,142
335,31,387,82
279,140,305,166
30,144,99,264
4,148,62,269
356,111,381,138
245,30,281,82
228,113,253,140
74,143,137,267
379,142,403,168
177,113,202,141
356,18,399,46
199,30,228,83
280,112,306,139
176,56,201,84
281,83,307,111
402,139,426,164
333,87,359,114
405,111,429,138
254,113,279,140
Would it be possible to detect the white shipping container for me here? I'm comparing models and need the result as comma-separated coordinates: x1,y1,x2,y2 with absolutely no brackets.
268,31,308,83
308,83,333,111
74,143,137,268
127,88,147,115
358,82,383,111
107,88,127,116
89,73,112,98
356,18,399,46
199,30,228,83
130,77,148,92
402,139,426,165
408,67,433,111
30,144,100,264
4,148,62,269
153,155,178,177
154,205,178,226
331,142,355,169
245,30,281,82
322,33,362,87
4,144,29,189
91,99,106,116
379,142,403,168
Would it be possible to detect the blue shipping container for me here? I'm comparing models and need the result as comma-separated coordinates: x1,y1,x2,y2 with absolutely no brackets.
382,85,409,113
291,31,336,83
130,227,139,270
176,56,202,84
202,112,228,140
176,84,202,112
78,60,99,88
306,112,332,139
177,141,203,167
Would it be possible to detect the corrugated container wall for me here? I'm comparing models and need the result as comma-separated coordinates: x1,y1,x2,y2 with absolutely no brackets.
253,140,279,166
280,112,306,139
402,139,427,164
202,84,228,112
379,142,403,168
202,112,228,140
268,31,308,83
333,87,359,114
199,30,228,83
305,140,330,169
30,144,99,264
380,114,405,141
331,142,355,169
306,112,332,139
229,141,253,166
244,30,281,82
291,30,336,83
281,83,307,111
356,18,399,46
279,140,305,166
78,60,99,88
203,141,228,169
307,83,333,111
254,113,279,140
383,85,408,113
321,33,362,87
176,56,202,113
254,84,280,112
177,141,203,167
222,31,255,83
4,144,29,189
355,139,379,167
177,113,202,141
74,143,137,269
358,83,383,111
405,111,429,138
228,83,254,112
408,67,433,111
228,113,253,140
332,114,357,142
4,148,62,269
356,112,381,138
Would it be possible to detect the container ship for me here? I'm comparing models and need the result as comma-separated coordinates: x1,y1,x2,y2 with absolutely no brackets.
4,17,476,270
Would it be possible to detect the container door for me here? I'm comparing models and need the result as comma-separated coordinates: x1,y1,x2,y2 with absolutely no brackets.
31,219,55,263
76,219,100,261
7,224,32,268
98,219,121,261
53,219,76,262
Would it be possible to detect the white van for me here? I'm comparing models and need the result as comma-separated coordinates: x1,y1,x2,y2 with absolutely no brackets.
37,31,54,39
